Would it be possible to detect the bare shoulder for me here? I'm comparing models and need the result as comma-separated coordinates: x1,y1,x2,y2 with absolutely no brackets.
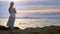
12,7,16,10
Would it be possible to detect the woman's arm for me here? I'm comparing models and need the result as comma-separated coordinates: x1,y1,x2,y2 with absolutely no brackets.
13,8,16,14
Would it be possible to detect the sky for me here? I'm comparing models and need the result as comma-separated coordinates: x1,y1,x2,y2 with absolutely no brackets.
0,0,60,19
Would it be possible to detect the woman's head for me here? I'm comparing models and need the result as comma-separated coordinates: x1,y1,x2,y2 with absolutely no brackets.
10,2,14,7
9,2,14,10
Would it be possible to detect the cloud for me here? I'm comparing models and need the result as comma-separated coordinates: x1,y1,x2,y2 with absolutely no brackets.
16,13,27,17
15,5,60,10
0,0,24,2
0,0,60,2
17,9,60,12
14,0,60,10
0,0,60,10
0,0,49,2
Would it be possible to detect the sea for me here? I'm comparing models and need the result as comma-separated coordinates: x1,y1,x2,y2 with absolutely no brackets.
0,19,60,29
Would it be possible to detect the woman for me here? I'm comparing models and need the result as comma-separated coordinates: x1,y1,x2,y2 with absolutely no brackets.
7,2,16,32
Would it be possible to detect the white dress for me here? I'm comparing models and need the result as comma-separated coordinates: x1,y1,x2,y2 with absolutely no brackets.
7,8,16,27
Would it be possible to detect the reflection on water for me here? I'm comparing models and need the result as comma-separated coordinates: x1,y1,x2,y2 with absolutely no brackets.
0,19,60,29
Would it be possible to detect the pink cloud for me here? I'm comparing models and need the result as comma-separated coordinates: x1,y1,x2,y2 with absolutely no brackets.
16,13,27,17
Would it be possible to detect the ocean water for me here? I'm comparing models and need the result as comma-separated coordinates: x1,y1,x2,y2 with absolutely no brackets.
0,19,60,29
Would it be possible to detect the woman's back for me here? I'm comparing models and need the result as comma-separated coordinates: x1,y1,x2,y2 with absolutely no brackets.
9,7,16,14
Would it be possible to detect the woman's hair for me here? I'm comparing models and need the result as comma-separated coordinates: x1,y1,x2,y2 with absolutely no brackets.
9,2,14,10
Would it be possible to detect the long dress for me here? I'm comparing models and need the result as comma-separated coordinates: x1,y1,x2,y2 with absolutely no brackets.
7,8,16,28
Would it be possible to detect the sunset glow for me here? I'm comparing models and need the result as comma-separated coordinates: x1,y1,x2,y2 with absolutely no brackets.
0,0,25,2
18,9,60,12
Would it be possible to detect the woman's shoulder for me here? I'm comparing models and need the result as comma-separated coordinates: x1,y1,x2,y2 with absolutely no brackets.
12,7,15,9
12,7,16,10
9,7,16,11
